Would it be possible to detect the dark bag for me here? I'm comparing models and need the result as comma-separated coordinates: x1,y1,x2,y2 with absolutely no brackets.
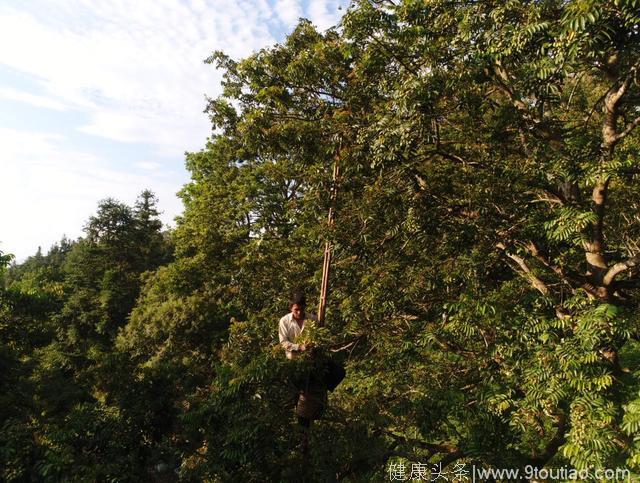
324,358,346,392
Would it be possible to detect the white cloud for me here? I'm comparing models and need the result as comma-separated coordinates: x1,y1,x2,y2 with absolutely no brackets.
0,86,69,111
275,0,303,29
0,0,349,154
0,128,186,262
0,1,278,154
306,0,344,31
135,161,163,171
77,107,209,157
0,1,349,261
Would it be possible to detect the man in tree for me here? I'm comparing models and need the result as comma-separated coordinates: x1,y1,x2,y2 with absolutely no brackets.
278,292,316,452
278,292,345,422
279,291,348,455
278,292,312,360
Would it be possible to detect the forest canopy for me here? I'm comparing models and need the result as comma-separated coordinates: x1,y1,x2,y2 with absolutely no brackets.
2,0,640,480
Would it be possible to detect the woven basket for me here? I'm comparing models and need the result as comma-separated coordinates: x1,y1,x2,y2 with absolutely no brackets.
295,385,327,419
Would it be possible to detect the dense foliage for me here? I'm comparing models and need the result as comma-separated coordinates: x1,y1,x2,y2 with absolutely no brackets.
2,0,640,480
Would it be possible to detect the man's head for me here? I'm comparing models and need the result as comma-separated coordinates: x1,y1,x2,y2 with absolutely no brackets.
289,293,306,321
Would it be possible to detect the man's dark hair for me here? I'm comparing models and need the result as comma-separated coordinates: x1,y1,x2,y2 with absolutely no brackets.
289,292,306,308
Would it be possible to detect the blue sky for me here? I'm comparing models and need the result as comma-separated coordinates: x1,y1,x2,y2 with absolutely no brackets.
0,0,349,261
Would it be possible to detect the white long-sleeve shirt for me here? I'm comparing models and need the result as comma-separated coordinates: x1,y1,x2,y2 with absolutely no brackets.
278,312,316,359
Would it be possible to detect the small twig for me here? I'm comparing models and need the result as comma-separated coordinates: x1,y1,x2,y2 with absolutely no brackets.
330,336,364,353
497,242,550,296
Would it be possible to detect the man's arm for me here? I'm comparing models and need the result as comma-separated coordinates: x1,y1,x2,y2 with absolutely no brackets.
279,319,302,353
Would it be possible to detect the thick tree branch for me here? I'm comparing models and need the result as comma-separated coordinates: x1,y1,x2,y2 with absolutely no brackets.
602,77,631,151
584,66,639,288
604,254,640,286
526,256,608,299
583,178,610,284
517,241,604,299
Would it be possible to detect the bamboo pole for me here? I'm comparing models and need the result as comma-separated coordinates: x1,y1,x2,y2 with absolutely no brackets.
317,148,341,327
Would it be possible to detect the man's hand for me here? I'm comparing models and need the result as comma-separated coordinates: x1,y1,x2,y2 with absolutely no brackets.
299,343,315,353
